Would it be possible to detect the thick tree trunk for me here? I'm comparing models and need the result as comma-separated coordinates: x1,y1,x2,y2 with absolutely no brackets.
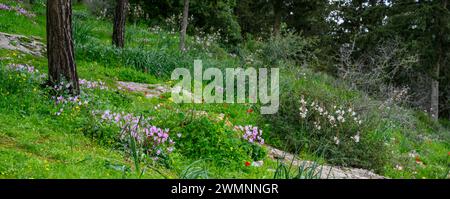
179,0,189,52
113,0,128,48
47,0,79,94
272,0,282,37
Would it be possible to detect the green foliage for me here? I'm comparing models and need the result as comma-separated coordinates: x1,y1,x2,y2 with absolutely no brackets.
175,117,250,166
76,42,190,78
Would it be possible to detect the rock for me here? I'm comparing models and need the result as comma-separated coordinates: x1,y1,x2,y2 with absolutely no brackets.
0,32,46,56
251,160,264,167
117,81,169,98
266,145,386,179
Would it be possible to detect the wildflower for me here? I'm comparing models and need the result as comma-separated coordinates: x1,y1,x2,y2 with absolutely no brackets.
415,156,421,163
177,133,182,138
351,132,360,143
300,97,306,105
333,136,340,145
245,161,251,167
0,3,11,10
246,109,253,114
395,165,403,171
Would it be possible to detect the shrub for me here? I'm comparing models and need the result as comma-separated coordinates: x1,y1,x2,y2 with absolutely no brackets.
263,68,387,171
174,117,262,166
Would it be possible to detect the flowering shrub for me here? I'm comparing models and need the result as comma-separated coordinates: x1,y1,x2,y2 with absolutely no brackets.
298,96,363,145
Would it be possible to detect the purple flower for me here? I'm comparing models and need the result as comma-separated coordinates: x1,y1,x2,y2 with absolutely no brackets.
0,4,11,10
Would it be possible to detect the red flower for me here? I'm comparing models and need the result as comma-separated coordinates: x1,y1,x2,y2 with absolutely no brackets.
246,109,253,114
415,156,421,163
245,161,251,167
448,151,450,156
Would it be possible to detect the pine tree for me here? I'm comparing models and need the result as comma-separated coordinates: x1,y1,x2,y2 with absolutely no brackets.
47,0,79,94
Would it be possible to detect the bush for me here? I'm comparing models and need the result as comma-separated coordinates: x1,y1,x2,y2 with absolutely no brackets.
174,117,261,166
263,68,387,171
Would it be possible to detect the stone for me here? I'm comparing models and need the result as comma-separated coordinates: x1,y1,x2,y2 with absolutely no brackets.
0,32,46,57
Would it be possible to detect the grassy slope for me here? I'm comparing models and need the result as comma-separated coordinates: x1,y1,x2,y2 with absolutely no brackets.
0,1,276,179
0,0,448,179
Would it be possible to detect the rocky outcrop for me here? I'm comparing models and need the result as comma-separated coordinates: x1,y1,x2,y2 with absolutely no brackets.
0,32,46,57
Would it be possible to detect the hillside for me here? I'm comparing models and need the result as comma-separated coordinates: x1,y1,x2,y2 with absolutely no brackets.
0,0,449,179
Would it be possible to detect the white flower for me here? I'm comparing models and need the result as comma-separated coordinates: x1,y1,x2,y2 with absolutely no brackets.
300,98,306,105
333,136,340,145
351,132,360,143
337,115,344,122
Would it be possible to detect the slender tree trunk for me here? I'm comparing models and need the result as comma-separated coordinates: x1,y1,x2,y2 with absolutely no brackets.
47,0,79,94
113,0,128,48
179,0,189,52
430,0,448,120
431,58,440,120
272,0,282,37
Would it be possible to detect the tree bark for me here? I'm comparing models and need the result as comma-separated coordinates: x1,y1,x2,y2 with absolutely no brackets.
430,0,447,120
179,0,189,52
272,0,282,37
431,58,440,120
113,0,128,48
47,0,79,94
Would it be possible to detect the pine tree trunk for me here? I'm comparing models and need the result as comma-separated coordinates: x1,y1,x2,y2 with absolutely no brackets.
47,0,79,94
431,60,440,120
113,0,128,48
179,0,189,52
273,0,282,37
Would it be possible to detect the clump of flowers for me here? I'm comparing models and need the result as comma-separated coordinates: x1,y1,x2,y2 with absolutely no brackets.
234,125,264,145
93,110,152,128
92,110,174,162
0,3,35,17
6,63,46,79
298,96,363,145
52,94,89,116
0,3,11,11
79,79,109,90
